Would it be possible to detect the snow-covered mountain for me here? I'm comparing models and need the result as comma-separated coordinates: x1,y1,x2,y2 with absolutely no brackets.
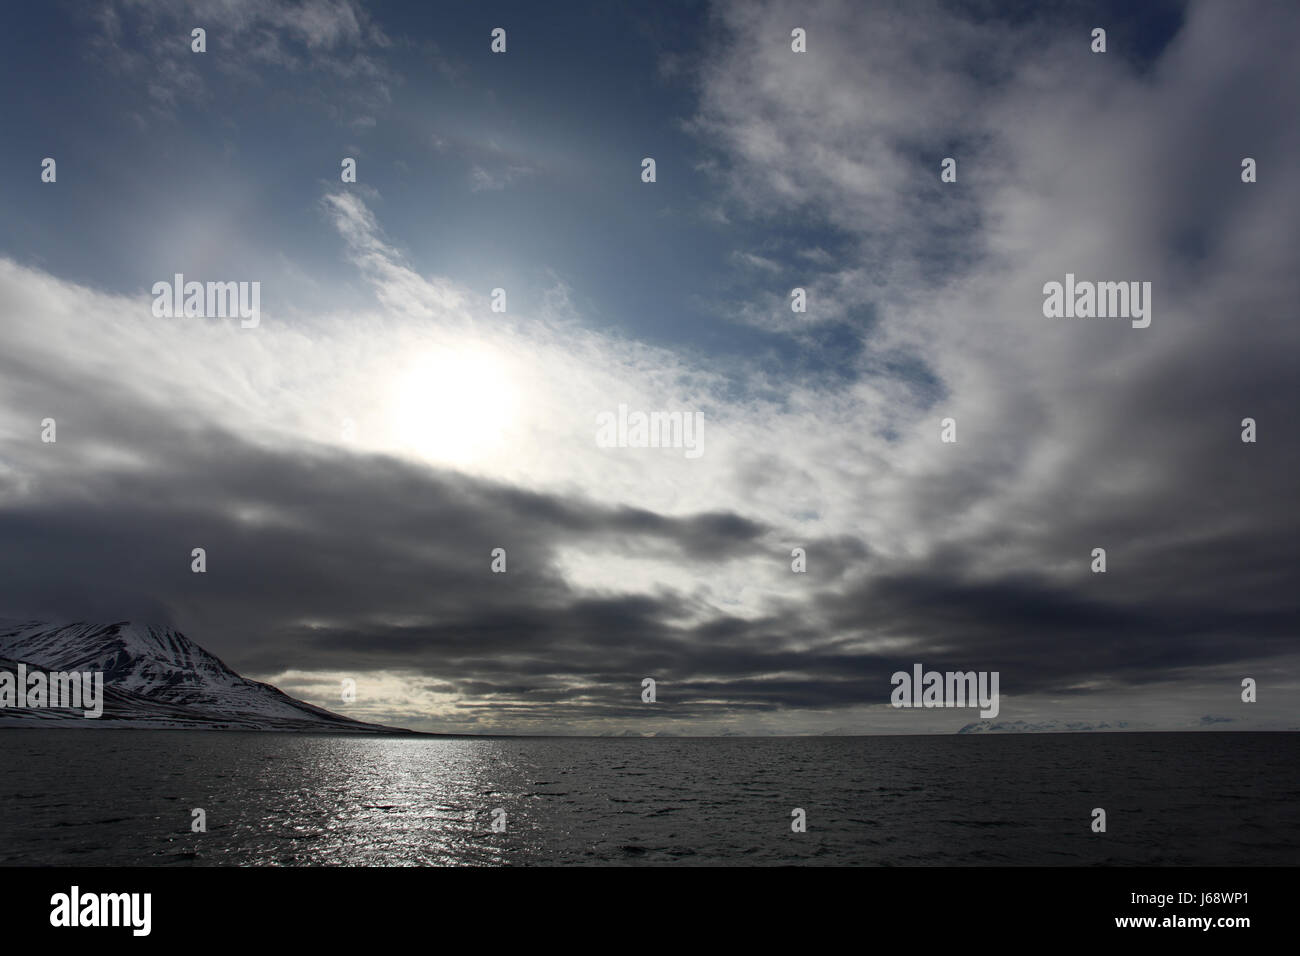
956,719,1136,734
0,619,413,733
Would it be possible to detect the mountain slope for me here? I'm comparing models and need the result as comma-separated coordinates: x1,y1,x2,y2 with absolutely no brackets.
0,619,414,733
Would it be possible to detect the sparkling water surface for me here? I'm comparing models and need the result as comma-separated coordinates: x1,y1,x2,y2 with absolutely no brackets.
1,731,1296,866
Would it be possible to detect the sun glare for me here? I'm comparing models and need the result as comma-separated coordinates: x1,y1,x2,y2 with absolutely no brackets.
387,345,518,467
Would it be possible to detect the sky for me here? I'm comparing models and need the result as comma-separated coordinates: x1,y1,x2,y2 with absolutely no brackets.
0,0,1296,735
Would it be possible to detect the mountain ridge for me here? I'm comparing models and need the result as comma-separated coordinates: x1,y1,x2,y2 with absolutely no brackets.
0,619,416,734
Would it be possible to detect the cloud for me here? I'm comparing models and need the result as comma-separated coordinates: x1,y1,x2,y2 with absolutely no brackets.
89,0,395,123
2,0,1297,734
469,163,537,192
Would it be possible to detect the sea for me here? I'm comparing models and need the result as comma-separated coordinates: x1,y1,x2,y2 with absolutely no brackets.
1,730,1296,866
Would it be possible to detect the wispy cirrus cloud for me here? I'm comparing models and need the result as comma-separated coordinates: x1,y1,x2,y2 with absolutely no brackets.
89,0,396,123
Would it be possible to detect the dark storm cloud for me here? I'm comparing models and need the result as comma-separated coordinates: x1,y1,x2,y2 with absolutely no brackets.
0,328,1294,726
0,379,769,659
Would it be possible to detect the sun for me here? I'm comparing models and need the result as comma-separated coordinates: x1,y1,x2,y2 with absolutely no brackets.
386,344,518,467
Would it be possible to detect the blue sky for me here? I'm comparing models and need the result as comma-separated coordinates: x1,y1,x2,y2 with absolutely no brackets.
0,0,1192,392
1,0,865,382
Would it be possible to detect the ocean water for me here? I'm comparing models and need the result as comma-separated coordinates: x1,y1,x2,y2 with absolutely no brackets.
1,731,1296,866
